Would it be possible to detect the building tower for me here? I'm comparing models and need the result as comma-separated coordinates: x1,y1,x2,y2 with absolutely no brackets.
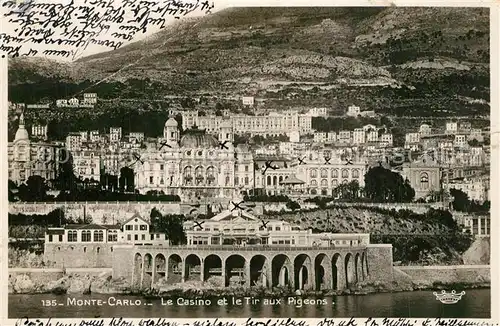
164,118,180,147
219,120,233,149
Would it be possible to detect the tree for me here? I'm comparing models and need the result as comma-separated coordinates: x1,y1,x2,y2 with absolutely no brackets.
119,167,135,192
55,150,78,191
449,188,471,212
215,109,223,116
286,201,301,211
364,166,415,203
8,180,18,202
19,176,48,201
150,209,187,245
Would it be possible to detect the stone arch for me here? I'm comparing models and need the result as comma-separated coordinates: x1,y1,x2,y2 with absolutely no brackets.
362,251,369,278
185,254,202,282
331,253,342,290
189,208,199,216
132,253,142,288
167,254,182,284
204,254,222,282
294,254,312,290
225,254,246,287
345,253,355,288
315,253,330,291
142,253,153,288
250,255,269,288
355,253,363,282
153,253,166,286
267,175,272,186
272,254,292,288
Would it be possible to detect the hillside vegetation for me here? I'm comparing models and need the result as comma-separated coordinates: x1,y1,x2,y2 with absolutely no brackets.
273,206,476,266
8,7,490,117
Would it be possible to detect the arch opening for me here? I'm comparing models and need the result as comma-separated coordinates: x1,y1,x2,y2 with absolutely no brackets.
142,253,153,289
153,254,166,286
225,254,246,287
315,254,329,291
185,254,202,282
204,254,223,283
272,254,292,288
167,254,182,284
250,255,269,288
294,254,312,290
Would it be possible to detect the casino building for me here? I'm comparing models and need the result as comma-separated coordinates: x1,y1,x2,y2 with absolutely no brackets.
133,118,255,201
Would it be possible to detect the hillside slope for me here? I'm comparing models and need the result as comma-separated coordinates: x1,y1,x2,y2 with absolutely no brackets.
273,206,476,265
8,7,489,117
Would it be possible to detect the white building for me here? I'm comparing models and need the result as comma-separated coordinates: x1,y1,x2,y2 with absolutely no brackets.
90,131,100,142
31,125,48,140
445,122,458,134
454,134,467,148
352,128,366,144
129,132,145,143
110,127,122,143
419,124,432,136
66,132,83,152
346,105,360,117
242,97,254,106
83,93,98,104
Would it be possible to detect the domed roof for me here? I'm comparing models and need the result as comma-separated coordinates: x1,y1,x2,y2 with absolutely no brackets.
165,118,178,127
180,129,218,148
14,113,29,142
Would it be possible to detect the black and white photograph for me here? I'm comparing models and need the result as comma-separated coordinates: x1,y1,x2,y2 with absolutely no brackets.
3,3,493,320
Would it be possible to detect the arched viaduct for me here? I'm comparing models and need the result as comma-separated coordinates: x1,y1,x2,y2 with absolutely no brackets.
129,246,369,291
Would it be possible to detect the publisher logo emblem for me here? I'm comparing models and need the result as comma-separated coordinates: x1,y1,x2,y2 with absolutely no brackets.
433,290,466,304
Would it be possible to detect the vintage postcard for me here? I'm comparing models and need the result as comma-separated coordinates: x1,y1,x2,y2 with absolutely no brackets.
1,0,496,323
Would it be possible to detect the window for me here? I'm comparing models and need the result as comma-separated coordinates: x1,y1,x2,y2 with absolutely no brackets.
149,176,154,184
68,231,78,242
108,231,118,242
48,235,53,242
275,226,281,231
134,225,138,231
311,180,317,187
59,235,63,242
160,164,164,170
320,169,328,178
352,169,360,179
97,247,100,253
235,177,239,185
134,235,138,241
420,172,429,188
245,165,249,172
83,247,87,253
82,230,91,242
127,235,131,241
94,230,103,242
332,179,338,187
140,225,148,231
245,177,249,185
160,178,164,184
151,234,154,240
341,169,349,178
310,169,317,178
321,179,328,187
125,225,133,231
141,234,145,240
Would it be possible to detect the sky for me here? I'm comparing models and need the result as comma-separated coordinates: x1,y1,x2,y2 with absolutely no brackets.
0,0,227,61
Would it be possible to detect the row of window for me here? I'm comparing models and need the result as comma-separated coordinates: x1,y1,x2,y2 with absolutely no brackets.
125,225,148,231
309,168,361,179
63,230,117,242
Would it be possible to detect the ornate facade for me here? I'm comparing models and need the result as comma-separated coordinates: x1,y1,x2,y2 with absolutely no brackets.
8,113,62,185
134,119,254,201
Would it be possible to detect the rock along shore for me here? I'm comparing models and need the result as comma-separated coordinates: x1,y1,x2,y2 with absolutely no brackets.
8,266,490,297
